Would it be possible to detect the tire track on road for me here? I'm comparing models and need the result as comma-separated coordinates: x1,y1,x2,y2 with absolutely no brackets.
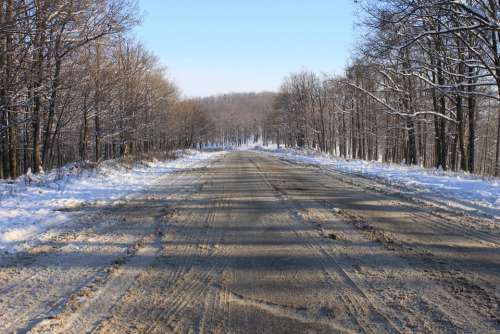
249,156,402,334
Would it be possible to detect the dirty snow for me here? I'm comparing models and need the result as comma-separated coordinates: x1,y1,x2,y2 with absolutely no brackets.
255,147,500,220
0,150,226,251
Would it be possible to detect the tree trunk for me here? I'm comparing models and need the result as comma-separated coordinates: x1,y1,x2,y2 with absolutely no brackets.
6,0,16,178
406,116,417,165
81,108,88,161
467,70,476,173
456,94,467,171
42,55,62,167
496,104,500,176
32,1,46,173
94,43,101,162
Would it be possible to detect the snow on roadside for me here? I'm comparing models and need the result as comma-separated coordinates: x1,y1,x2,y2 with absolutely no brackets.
0,150,226,252
255,146,500,220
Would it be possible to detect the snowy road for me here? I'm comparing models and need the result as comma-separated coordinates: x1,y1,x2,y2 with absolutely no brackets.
1,151,499,333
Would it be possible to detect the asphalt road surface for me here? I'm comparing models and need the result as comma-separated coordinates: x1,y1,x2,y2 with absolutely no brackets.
1,151,499,333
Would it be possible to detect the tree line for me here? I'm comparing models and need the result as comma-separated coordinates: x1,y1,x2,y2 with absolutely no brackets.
2,0,500,179
266,0,500,176
0,0,197,179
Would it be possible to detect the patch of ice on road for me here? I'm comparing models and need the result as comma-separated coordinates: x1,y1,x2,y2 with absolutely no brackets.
255,147,500,220
0,150,226,252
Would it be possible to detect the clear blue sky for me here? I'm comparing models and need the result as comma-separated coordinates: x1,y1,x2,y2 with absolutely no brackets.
134,1,359,97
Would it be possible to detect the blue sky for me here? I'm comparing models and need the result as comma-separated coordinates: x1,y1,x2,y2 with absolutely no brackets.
134,1,359,97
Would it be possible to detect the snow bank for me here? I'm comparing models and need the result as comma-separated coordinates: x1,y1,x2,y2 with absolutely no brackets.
0,150,226,251
256,147,500,220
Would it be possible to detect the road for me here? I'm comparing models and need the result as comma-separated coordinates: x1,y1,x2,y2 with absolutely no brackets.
0,151,499,333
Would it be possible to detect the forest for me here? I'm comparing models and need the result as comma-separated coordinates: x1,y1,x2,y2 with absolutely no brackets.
1,0,500,178
265,0,500,176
